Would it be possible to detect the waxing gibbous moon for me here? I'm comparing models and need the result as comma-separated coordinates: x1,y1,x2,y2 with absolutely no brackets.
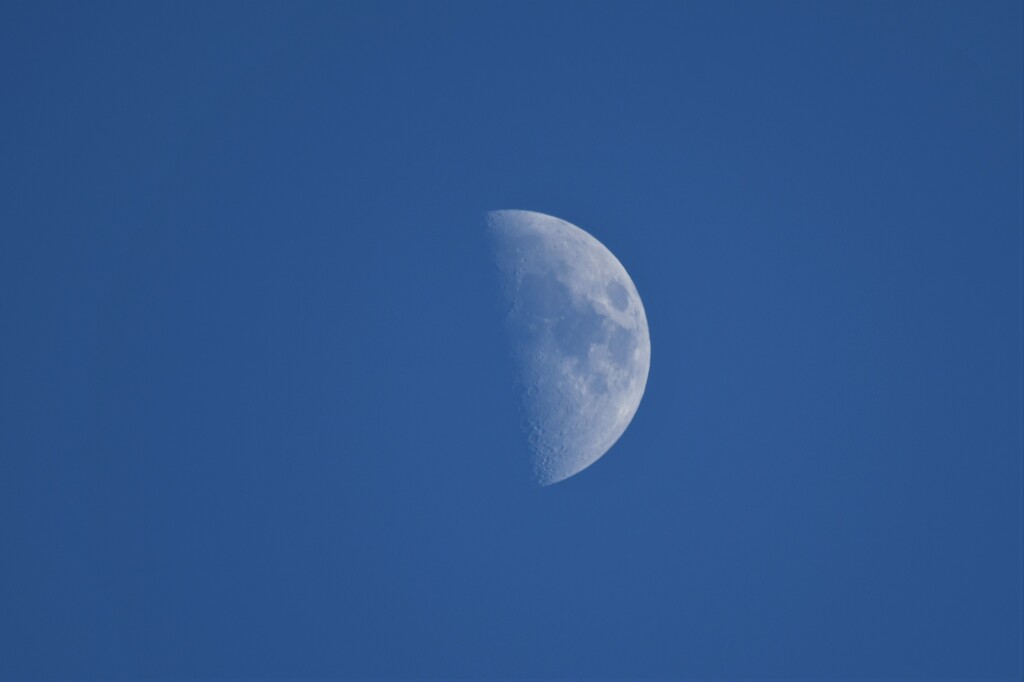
488,210,651,486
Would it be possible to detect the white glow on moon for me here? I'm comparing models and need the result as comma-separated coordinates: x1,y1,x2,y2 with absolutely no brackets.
488,210,651,486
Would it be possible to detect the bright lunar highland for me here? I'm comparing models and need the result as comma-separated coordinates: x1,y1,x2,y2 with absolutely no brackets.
488,210,651,486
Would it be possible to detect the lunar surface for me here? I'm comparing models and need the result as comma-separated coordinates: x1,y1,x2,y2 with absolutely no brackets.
488,210,651,486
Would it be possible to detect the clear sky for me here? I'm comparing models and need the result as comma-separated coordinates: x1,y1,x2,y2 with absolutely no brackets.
1,1,1021,678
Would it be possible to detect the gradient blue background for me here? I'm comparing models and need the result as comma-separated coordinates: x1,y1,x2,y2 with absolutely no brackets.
1,1,1021,678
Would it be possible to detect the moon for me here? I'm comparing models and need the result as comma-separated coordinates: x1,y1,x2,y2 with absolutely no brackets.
488,210,651,486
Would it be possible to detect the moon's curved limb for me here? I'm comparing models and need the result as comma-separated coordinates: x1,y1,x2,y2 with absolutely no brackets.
488,210,651,486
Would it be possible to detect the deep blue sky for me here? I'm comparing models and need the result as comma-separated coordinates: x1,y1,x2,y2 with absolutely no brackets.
1,1,1021,678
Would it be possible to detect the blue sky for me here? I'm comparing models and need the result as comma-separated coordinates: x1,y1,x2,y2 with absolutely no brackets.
1,1,1021,678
